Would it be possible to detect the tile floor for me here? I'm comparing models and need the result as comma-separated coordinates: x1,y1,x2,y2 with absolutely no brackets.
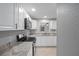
35,47,56,56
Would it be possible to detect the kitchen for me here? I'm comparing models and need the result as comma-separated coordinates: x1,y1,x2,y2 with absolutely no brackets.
0,3,57,56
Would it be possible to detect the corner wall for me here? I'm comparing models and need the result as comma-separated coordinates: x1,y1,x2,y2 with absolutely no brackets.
57,3,79,56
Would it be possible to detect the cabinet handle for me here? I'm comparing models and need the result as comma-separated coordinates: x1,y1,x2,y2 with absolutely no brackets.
15,24,17,29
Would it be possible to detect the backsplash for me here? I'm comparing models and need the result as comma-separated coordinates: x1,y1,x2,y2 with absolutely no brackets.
0,40,16,55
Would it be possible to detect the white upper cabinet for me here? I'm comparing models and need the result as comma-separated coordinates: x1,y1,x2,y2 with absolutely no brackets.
0,3,32,31
31,20,37,29
14,3,24,30
15,3,32,30
0,3,16,31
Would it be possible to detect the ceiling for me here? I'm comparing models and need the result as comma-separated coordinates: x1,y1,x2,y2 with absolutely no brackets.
22,3,56,20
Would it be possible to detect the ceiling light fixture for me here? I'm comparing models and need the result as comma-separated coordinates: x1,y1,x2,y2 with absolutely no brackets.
44,16,47,18
32,8,36,12
41,20,48,23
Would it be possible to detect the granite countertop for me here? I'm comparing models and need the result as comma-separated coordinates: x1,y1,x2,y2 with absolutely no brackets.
2,42,32,56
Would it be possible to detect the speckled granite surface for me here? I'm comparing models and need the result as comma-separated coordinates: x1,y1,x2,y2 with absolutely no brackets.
0,41,32,56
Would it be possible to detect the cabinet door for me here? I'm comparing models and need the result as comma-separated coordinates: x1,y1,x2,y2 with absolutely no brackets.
31,20,37,29
36,36,57,46
0,3,16,30
18,10,25,30
15,3,25,30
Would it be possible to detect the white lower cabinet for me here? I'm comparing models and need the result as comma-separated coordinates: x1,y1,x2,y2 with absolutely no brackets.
36,36,57,46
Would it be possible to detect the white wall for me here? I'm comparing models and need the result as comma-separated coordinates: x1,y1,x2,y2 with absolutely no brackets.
57,3,79,56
